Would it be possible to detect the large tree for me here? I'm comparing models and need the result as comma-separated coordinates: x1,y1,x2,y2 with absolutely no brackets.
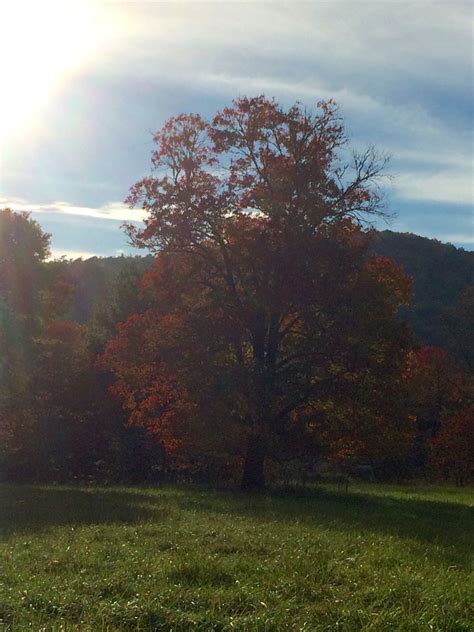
104,97,411,489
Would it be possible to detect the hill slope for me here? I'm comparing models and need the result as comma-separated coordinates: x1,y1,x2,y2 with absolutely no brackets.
59,231,473,355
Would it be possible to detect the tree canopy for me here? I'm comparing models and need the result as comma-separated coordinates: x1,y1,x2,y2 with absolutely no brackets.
0,122,472,486
102,97,413,489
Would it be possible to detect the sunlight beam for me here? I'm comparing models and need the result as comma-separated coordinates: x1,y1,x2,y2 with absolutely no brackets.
0,1,103,140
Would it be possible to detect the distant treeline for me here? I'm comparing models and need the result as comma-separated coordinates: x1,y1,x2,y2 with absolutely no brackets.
61,230,474,364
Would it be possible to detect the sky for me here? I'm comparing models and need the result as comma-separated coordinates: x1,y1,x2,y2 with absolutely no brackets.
0,0,472,259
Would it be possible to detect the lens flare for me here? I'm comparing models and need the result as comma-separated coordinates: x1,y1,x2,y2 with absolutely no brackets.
0,1,101,140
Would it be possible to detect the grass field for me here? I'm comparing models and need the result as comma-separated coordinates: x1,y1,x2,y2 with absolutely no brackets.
0,482,472,631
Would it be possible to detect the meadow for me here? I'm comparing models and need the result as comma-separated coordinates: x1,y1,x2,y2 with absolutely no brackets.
0,482,472,631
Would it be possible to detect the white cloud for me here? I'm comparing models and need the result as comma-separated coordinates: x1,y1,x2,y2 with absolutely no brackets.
0,198,145,222
393,169,474,206
49,248,103,260
443,233,474,246
198,72,379,113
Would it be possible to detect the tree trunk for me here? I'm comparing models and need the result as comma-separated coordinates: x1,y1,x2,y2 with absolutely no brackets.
240,432,267,491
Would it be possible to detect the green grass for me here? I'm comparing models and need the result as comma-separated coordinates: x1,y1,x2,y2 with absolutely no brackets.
0,482,472,631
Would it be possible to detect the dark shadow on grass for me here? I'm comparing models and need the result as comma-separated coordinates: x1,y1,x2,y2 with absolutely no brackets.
172,484,474,566
1,483,472,568
0,485,162,536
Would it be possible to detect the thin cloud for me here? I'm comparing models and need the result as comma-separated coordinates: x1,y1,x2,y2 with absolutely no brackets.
0,198,145,222
443,234,474,246
49,248,103,260
394,170,474,206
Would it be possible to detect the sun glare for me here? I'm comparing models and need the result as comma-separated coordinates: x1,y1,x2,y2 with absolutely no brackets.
0,1,101,140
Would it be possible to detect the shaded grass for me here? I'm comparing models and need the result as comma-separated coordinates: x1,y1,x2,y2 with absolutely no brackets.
0,482,472,630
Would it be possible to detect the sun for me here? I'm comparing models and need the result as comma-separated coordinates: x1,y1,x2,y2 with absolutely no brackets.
0,1,101,140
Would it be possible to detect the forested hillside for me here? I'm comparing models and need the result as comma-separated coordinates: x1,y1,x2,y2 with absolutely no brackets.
61,255,153,324
62,231,473,361
373,231,473,358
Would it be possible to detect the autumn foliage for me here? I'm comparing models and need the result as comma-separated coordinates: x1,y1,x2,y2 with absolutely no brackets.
1,97,472,488
431,408,474,484
102,97,418,489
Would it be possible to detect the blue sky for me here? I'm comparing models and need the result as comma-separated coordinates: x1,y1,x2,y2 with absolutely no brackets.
0,1,472,258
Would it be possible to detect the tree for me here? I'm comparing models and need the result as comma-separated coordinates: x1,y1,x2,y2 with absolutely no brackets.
442,287,474,372
405,347,469,429
430,408,474,485
88,257,153,353
302,259,415,477
0,208,52,390
0,208,50,317
0,209,81,478
0,209,51,475
403,345,472,474
105,97,409,490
